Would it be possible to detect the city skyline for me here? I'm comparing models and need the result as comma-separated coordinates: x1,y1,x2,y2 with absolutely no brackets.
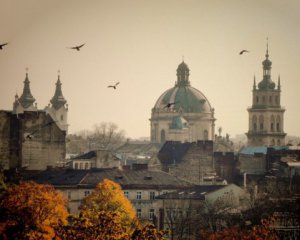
1,0,300,139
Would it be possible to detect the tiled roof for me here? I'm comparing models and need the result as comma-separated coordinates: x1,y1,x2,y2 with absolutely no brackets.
23,169,88,186
80,169,193,189
22,168,193,190
156,185,226,200
72,151,97,159
115,142,162,154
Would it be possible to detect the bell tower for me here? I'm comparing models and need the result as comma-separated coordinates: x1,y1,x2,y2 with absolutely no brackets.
246,41,286,146
45,71,68,132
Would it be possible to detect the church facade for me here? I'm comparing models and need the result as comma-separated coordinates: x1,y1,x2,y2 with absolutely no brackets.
150,61,215,143
246,45,286,146
0,71,68,170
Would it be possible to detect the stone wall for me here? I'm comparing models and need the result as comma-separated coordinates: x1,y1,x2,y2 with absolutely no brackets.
0,110,66,170
169,141,214,184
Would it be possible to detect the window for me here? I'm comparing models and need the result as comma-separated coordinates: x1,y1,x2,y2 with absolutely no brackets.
276,123,280,131
204,130,208,140
269,96,272,104
85,162,89,169
61,115,64,120
84,190,90,196
124,191,129,199
74,163,79,169
256,96,259,103
260,123,264,130
160,130,166,143
150,192,155,200
79,162,83,169
67,191,72,200
270,123,274,132
136,192,142,200
136,209,142,219
149,209,155,220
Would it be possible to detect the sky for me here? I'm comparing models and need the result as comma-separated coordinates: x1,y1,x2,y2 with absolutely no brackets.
0,0,300,139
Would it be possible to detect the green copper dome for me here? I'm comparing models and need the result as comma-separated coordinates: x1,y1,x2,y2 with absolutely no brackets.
154,61,212,113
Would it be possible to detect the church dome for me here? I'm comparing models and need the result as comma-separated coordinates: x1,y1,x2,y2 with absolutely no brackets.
153,61,212,113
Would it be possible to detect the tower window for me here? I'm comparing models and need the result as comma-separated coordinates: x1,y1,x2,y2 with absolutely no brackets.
275,96,279,104
256,96,259,103
260,123,264,130
262,96,265,103
269,96,272,104
270,123,274,132
253,123,257,131
276,123,280,132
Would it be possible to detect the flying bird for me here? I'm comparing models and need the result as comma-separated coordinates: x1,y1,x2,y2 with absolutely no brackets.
239,49,249,55
25,120,58,140
163,102,179,109
0,42,9,50
108,82,120,89
68,43,85,51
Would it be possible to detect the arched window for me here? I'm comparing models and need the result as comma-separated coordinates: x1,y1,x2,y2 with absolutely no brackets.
204,130,208,140
256,96,259,104
252,115,257,131
277,139,281,146
262,96,265,103
276,116,281,131
269,96,272,104
160,129,166,143
259,115,264,131
270,115,275,132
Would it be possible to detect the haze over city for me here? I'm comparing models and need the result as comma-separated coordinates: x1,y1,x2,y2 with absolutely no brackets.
1,0,300,139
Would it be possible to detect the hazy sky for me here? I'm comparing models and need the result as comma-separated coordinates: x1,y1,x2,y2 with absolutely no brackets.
1,0,300,139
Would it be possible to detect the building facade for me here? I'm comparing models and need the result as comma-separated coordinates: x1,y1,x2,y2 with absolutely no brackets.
0,71,68,170
246,44,286,146
150,61,215,143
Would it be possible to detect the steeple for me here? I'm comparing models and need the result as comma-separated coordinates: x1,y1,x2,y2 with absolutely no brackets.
253,75,256,90
176,61,190,87
19,69,36,109
50,71,67,110
258,39,275,90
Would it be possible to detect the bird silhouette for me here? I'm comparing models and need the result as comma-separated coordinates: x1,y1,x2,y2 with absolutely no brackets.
0,42,9,50
108,82,120,89
163,102,179,109
68,43,85,51
239,50,249,55
25,120,58,140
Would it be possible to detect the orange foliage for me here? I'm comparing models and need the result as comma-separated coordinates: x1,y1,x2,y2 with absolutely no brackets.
0,181,68,240
131,223,169,240
79,179,136,227
206,219,280,240
54,211,130,240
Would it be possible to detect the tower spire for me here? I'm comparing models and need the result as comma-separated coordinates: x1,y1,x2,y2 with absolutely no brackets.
253,75,256,90
278,75,281,90
19,69,36,108
50,71,67,109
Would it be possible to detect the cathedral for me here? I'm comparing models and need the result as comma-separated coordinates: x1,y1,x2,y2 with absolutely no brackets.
0,71,68,170
150,61,215,143
246,44,286,146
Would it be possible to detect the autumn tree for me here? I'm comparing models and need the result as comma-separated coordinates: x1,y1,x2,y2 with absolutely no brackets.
79,179,137,230
0,181,68,240
205,218,280,240
54,211,130,240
